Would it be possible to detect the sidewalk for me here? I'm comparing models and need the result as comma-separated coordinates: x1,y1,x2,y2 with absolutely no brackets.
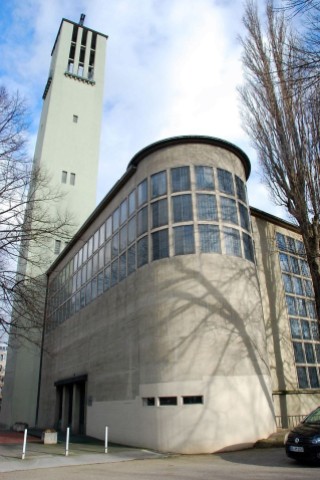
0,431,167,473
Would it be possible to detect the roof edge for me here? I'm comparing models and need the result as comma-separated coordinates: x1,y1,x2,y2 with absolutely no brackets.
127,135,251,179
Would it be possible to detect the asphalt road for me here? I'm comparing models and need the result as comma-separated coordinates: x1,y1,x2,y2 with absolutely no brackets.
1,448,319,480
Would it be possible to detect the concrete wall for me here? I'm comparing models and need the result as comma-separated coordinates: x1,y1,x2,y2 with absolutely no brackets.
38,138,276,453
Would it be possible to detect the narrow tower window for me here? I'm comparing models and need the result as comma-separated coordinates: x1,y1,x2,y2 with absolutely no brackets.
54,240,62,255
61,171,67,183
70,173,76,186
73,115,78,123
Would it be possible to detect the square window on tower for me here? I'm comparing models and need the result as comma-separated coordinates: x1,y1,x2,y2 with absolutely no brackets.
70,173,76,186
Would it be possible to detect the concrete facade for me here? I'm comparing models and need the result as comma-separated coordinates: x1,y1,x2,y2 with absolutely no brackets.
0,17,107,429
38,137,281,453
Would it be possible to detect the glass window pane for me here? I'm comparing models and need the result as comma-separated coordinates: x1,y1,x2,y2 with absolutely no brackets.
220,197,238,225
315,344,320,362
128,190,136,216
88,236,93,257
199,224,221,253
106,216,112,239
152,199,168,228
112,233,119,259
128,216,136,244
120,225,127,252
295,240,305,255
235,176,246,202
85,282,91,305
287,237,296,254
111,260,118,286
137,206,148,236
174,225,195,255
104,266,111,291
112,208,120,232
282,274,293,293
290,256,300,275
119,253,127,281
304,279,314,297
297,367,308,388
293,342,305,363
300,259,310,277
82,243,88,263
290,318,301,339
171,166,190,192
223,227,241,257
80,287,86,308
307,301,317,319
217,168,234,195
297,298,307,317
92,252,99,276
172,195,193,223
128,244,136,275
276,232,287,251
197,194,218,221
137,236,148,267
243,232,254,262
152,229,169,260
105,240,111,265
305,343,315,363
286,295,297,315
98,246,104,270
138,179,148,206
239,203,250,231
120,199,127,225
292,276,304,295
311,322,320,341
97,271,104,296
301,320,311,339
195,166,214,190
93,230,99,252
99,224,105,246
81,265,86,285
308,367,320,388
279,253,290,272
151,171,167,198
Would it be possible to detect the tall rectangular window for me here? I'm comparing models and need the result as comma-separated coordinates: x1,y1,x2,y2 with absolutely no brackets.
128,190,136,216
137,236,148,267
223,227,241,257
151,171,167,198
120,199,127,225
137,207,148,236
137,179,148,207
172,195,193,223
128,216,136,245
235,176,246,202
112,233,119,259
199,224,221,253
197,194,218,221
174,225,195,255
239,203,250,231
152,229,169,260
120,225,127,252
220,197,238,225
128,244,136,275
61,171,67,184
54,240,62,254
152,199,168,228
242,232,254,262
119,253,127,281
217,169,234,195
70,172,76,185
111,260,118,286
195,166,214,191
171,166,190,192
112,208,120,232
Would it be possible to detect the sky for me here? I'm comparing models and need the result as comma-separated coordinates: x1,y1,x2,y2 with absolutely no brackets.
0,0,288,219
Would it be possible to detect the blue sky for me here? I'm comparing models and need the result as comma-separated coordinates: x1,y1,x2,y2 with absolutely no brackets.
0,0,287,218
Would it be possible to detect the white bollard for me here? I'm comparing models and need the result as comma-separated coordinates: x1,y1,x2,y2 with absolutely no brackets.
105,426,108,454
22,428,27,460
65,427,70,456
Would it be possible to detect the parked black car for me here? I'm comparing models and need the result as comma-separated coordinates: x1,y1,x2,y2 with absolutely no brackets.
285,406,320,463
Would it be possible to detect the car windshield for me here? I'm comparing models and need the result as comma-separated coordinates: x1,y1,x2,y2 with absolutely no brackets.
304,407,320,424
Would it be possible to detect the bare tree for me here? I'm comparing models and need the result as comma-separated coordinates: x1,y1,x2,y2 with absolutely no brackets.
239,1,320,321
0,86,73,343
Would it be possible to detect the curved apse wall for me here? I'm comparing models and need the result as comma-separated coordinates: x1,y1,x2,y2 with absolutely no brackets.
43,137,276,453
